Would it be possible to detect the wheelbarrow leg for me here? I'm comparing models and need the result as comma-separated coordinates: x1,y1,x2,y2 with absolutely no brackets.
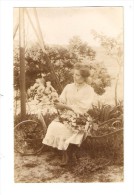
37,113,47,133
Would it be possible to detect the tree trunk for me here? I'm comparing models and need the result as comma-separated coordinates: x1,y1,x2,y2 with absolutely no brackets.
115,64,122,106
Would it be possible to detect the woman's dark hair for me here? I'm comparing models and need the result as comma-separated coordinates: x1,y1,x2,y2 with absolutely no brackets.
74,63,90,78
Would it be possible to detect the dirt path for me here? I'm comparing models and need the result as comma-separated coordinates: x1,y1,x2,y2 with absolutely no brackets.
14,148,123,183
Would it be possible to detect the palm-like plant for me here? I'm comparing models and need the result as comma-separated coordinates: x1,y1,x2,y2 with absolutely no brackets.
87,101,123,136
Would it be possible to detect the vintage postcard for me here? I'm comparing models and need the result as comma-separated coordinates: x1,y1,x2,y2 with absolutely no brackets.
0,0,134,195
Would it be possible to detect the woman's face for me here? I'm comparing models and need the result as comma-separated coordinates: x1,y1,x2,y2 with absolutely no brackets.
73,69,85,84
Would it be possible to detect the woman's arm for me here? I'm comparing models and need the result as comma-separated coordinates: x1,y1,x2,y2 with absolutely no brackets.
54,102,73,111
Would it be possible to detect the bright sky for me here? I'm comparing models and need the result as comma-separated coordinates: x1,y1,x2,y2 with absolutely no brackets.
14,7,123,46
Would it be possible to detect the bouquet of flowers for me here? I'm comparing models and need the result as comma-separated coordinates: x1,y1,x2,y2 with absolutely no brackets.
57,109,93,134
27,79,58,104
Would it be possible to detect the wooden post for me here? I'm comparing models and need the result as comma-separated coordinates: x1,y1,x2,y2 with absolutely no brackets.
19,8,26,120
26,8,62,93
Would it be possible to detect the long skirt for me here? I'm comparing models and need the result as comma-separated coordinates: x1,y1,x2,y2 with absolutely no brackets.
42,121,85,150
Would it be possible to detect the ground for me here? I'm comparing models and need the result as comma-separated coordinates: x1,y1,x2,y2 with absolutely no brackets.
14,145,123,183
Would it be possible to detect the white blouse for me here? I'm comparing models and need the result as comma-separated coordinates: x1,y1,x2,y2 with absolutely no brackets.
59,83,95,114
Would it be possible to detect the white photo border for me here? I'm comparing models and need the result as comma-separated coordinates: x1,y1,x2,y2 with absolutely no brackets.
0,0,134,195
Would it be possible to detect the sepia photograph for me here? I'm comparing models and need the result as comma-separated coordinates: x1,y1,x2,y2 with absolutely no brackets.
13,6,124,183
0,0,134,193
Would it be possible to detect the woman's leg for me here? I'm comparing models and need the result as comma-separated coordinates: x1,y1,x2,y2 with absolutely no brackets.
68,144,79,163
60,150,69,166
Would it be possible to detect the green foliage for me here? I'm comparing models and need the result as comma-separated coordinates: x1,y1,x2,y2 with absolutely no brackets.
42,111,58,127
91,30,123,103
14,113,45,154
87,61,111,95
87,101,123,136
14,36,111,95
14,101,123,161
14,46,20,90
88,101,123,123
68,36,96,60
91,31,123,61
25,45,50,89
14,113,39,126
46,45,75,88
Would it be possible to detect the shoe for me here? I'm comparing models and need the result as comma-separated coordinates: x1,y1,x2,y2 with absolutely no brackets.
59,161,69,167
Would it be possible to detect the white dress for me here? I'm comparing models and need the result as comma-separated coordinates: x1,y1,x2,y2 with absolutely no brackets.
42,83,95,150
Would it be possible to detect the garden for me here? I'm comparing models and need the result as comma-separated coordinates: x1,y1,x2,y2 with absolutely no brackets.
14,33,123,183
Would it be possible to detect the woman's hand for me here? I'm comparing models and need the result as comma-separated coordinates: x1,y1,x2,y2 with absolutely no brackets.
54,103,72,111
54,103,66,110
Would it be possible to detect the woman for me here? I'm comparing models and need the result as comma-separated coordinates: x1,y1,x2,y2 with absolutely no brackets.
42,63,95,165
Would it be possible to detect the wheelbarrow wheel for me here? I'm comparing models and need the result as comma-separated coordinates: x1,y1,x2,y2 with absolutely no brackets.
14,120,45,155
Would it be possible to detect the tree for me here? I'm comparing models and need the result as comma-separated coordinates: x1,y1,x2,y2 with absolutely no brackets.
68,36,96,61
91,30,123,105
87,61,111,95
14,44,74,91
14,36,111,95
46,45,76,88
14,46,20,90
68,36,111,95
